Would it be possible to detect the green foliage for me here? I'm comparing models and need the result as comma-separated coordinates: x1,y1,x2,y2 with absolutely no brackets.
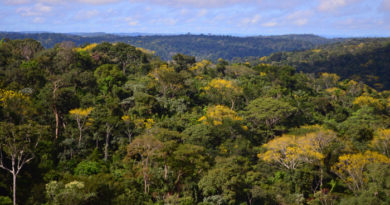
94,64,125,94
243,97,297,140
0,39,389,204
74,161,102,176
45,180,95,205
0,196,12,205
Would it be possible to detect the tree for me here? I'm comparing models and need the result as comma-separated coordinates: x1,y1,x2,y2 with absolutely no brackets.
199,156,249,204
69,107,93,146
353,95,384,110
172,53,196,72
197,105,247,146
331,151,390,193
170,144,209,194
121,115,155,143
243,97,296,138
126,135,163,194
198,105,243,126
203,79,243,109
94,64,125,95
258,127,336,170
216,58,228,76
149,64,186,97
318,73,340,89
110,42,143,74
46,180,95,205
370,129,390,157
0,89,33,123
0,122,45,205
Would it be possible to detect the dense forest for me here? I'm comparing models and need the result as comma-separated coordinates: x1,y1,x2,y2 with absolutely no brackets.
260,38,390,90
1,38,390,205
0,32,344,61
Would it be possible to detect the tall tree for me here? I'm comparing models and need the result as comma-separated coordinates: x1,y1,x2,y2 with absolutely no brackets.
0,122,45,205
126,135,163,194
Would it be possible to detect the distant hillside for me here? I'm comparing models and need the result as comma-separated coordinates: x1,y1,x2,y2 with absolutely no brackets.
0,32,342,61
263,38,390,89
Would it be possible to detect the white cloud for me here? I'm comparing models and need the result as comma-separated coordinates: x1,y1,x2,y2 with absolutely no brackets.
286,10,312,26
75,9,99,20
262,21,277,27
33,16,44,23
318,0,360,11
197,9,208,17
17,3,52,16
37,3,51,12
125,17,139,26
293,18,308,26
151,17,177,26
242,14,261,25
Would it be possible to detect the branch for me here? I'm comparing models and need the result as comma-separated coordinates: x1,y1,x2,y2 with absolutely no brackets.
16,155,34,175
0,151,13,174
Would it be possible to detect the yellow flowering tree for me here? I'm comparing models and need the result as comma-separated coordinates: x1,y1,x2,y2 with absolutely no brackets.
189,59,212,74
318,73,340,89
344,80,362,96
353,95,384,110
121,115,155,143
73,43,97,53
258,127,336,170
198,105,243,126
325,87,346,101
198,105,247,146
387,97,390,111
331,151,390,193
0,89,33,121
69,107,93,146
370,129,390,157
203,78,243,109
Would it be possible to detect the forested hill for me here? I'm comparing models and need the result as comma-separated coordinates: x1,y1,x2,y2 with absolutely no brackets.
0,32,343,61
261,38,390,90
1,39,390,204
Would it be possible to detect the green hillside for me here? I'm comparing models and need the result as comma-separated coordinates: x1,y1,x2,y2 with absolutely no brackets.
0,32,342,61
262,38,390,90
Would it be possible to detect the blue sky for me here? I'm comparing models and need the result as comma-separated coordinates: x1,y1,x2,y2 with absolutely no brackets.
0,0,389,37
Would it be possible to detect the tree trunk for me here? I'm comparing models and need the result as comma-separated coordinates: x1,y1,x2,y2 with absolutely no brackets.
11,156,16,205
126,129,132,144
52,80,61,140
164,163,168,180
104,123,112,161
143,157,149,194
175,170,183,193
54,108,59,139
320,167,323,188
78,130,82,146
144,174,148,194
13,172,16,205
77,118,82,147
122,63,127,75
